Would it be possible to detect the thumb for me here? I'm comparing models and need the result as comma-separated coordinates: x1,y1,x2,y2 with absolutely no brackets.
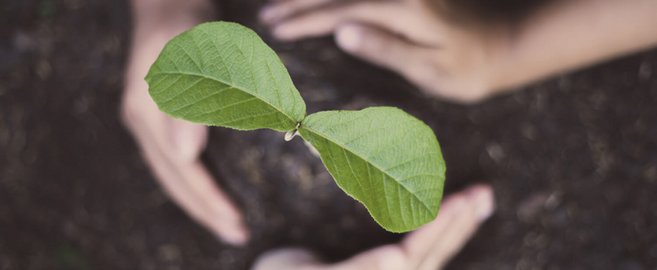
335,23,424,77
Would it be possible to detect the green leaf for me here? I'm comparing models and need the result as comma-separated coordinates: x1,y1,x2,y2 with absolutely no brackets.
145,21,446,233
145,22,306,132
298,107,445,232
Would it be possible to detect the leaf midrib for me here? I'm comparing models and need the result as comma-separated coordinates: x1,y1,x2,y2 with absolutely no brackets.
149,70,299,129
300,125,434,217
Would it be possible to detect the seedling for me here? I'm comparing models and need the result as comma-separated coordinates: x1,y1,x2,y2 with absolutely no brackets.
146,22,445,232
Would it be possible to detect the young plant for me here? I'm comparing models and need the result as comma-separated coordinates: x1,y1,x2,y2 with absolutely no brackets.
145,22,445,233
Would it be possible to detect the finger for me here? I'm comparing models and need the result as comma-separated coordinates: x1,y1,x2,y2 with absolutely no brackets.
140,136,250,245
251,248,322,270
418,187,492,270
169,119,207,161
401,192,465,259
181,160,250,245
270,1,445,45
260,0,334,25
335,23,432,81
318,188,491,270
411,185,494,270
124,93,249,244
322,186,493,270
402,185,494,252
330,245,406,270
271,1,404,41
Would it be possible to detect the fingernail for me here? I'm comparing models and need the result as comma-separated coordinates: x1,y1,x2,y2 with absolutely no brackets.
336,24,362,52
470,185,495,221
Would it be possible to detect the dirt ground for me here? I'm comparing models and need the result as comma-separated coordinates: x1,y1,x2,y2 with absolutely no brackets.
2,0,657,269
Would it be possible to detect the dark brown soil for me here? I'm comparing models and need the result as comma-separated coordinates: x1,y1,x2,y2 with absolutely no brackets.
2,0,657,270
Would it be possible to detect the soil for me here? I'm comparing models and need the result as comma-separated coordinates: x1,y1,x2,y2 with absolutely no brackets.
2,0,657,270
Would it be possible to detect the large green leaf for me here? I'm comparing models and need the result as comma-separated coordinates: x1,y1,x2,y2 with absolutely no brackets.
145,22,306,132
145,22,446,232
298,107,445,232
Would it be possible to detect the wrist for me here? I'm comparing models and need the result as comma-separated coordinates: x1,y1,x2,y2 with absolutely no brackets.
476,20,521,97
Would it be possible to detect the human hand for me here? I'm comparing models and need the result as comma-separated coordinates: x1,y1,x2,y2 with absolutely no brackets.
260,0,512,103
121,0,248,245
252,184,494,270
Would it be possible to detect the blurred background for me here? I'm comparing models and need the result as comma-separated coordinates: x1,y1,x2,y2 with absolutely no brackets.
1,0,657,269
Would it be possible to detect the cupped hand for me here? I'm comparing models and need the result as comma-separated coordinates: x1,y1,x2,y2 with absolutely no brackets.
252,184,494,270
260,0,512,103
121,1,249,245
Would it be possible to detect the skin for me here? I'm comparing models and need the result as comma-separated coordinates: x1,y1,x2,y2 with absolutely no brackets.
122,0,495,267
122,9,495,263
122,0,249,245
261,0,657,103
123,0,657,268
252,185,494,270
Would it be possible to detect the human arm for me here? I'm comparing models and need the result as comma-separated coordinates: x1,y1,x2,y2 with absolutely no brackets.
493,0,657,91
260,0,657,103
